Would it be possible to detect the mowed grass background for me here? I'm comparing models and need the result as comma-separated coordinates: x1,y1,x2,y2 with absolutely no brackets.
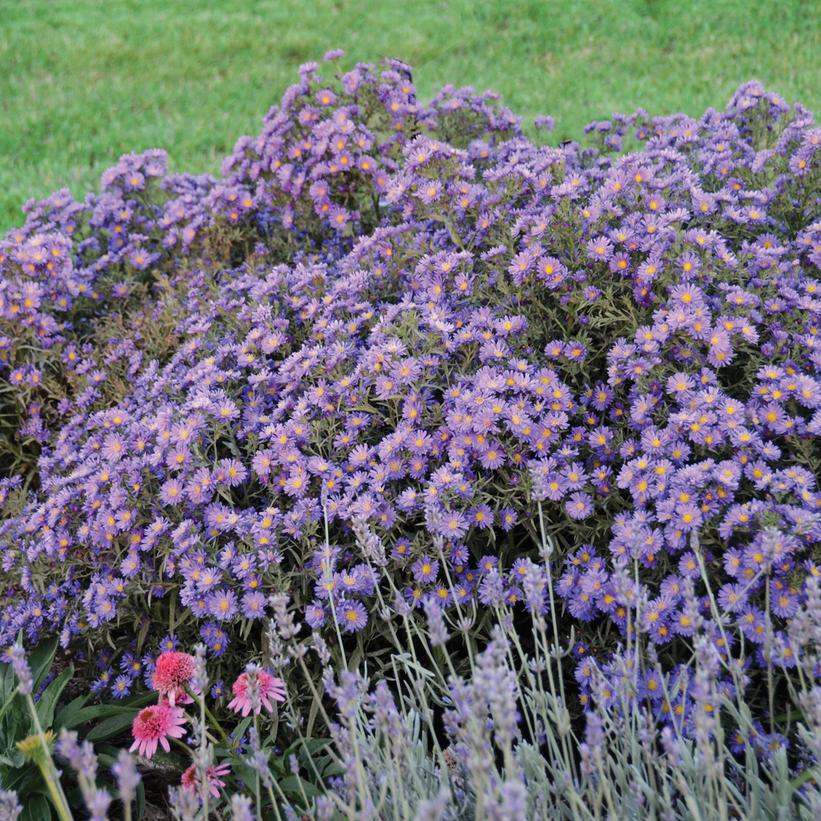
1,0,819,232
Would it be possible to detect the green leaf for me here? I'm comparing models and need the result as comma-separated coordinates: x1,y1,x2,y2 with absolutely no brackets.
36,665,73,730
229,716,253,750
0,698,31,757
85,712,139,742
774,709,804,723
269,756,286,776
278,774,321,800
0,662,17,702
321,759,345,778
290,737,332,758
139,749,180,769
0,753,17,767
0,763,37,795
27,638,57,689
0,688,20,726
20,792,50,821
56,692,154,730
52,695,88,730
136,780,146,820
96,742,134,770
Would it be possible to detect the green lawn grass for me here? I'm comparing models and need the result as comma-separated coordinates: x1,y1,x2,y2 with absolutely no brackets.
1,0,818,232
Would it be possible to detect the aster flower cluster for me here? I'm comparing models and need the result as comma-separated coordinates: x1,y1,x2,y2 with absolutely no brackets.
0,55,819,756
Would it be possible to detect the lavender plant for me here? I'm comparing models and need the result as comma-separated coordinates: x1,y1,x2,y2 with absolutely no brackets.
306,526,821,819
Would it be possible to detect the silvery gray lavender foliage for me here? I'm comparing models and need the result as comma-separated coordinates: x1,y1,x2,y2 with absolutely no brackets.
306,589,821,819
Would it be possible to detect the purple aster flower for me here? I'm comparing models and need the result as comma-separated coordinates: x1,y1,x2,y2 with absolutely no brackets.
412,556,439,584
208,589,238,621
566,491,593,520
241,591,267,620
337,600,367,633
111,674,132,699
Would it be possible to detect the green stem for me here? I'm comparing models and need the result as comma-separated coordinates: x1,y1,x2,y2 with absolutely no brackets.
252,714,263,821
23,692,72,821
184,686,232,748
34,757,73,821
199,691,209,821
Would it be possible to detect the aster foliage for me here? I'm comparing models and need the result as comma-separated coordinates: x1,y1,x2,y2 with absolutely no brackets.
0,51,820,818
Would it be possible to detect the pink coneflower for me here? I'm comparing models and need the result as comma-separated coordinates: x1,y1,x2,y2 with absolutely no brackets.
181,762,231,798
227,666,286,717
130,703,187,759
152,651,196,705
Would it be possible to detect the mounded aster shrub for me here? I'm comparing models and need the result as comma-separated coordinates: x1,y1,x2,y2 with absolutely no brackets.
0,52,820,813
